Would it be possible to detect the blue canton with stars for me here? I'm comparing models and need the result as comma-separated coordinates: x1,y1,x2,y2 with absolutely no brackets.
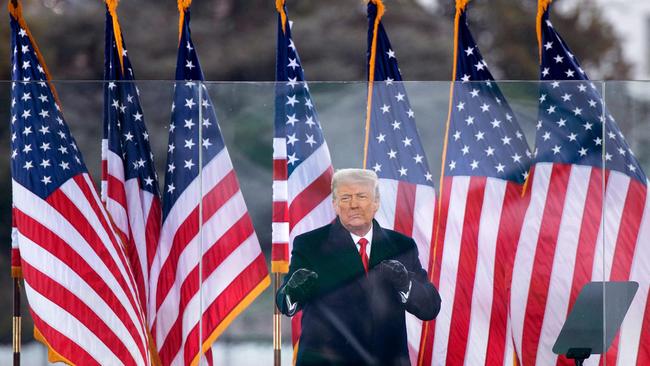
104,9,159,197
162,10,226,218
445,10,531,184
535,6,645,184
365,2,433,186
10,15,86,199
274,6,327,176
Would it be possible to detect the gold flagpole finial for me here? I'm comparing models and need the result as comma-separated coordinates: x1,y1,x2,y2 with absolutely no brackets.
105,0,126,73
536,0,553,61
178,0,192,41
276,0,288,34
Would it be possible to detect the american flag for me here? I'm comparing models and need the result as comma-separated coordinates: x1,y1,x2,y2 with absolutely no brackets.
272,1,336,347
149,8,270,366
419,4,532,366
9,4,152,365
364,1,436,364
510,3,650,365
101,6,161,322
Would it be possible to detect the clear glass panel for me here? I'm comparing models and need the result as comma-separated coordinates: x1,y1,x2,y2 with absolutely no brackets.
4,80,648,365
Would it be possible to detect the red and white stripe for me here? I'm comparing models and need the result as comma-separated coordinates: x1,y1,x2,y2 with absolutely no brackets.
375,178,435,365
272,138,335,345
102,139,161,318
150,148,269,366
421,175,529,366
510,163,650,366
12,173,151,366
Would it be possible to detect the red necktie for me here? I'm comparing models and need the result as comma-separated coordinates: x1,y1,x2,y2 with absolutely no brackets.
358,238,369,273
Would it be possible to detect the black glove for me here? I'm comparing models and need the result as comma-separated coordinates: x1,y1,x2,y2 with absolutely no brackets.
378,259,410,293
285,268,318,303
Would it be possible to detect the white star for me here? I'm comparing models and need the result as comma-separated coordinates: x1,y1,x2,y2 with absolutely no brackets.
107,82,116,90
288,39,296,51
167,163,176,173
124,132,134,142
305,134,316,146
287,152,299,165
490,119,501,128
456,101,465,111
578,147,588,156
287,58,299,69
578,84,587,92
185,60,195,70
511,153,522,162
184,139,195,149
59,161,70,170
539,94,547,103
496,163,505,173
414,154,423,164
547,105,556,114
554,55,564,63
391,120,401,130
41,176,52,185
286,114,298,126
23,161,33,170
485,146,495,156
543,131,551,141
127,95,134,103
461,74,471,82
11,149,17,159
185,98,195,109
567,133,577,141
542,67,550,77
133,111,143,121
21,45,29,54
594,137,602,146
501,135,512,145
407,109,415,118
629,164,637,172
169,123,176,133
453,131,461,141
425,172,433,181
387,150,397,159
381,104,390,113
556,118,567,127
304,98,313,109
144,177,154,186
475,60,485,71
376,133,386,143
588,99,597,107
184,159,195,170
19,28,27,37
40,159,51,168
287,77,299,88
202,118,211,127
551,81,560,88
38,125,50,135
395,92,405,101
184,119,195,129
480,103,490,112
475,131,485,141
552,145,562,154
561,93,572,102
385,77,394,85
387,49,396,58
305,116,316,128
573,107,582,116
470,160,479,170
449,160,456,170
402,137,412,147
583,122,593,130
565,69,575,78
461,145,470,155
22,109,32,119
465,47,474,56
618,147,626,156
39,142,50,152
202,138,213,149
470,89,479,97
287,133,299,145
286,95,298,106
167,184,176,194
22,126,32,136
372,163,381,172
605,153,613,161
398,167,407,176
465,116,475,125
608,131,616,139
22,60,30,70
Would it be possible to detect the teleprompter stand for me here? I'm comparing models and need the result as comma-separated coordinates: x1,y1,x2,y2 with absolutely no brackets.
553,281,638,366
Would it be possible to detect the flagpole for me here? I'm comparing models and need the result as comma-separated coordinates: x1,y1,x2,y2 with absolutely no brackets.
273,272,282,366
13,277,21,366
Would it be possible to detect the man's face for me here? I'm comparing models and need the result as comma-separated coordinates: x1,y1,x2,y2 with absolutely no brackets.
333,181,379,236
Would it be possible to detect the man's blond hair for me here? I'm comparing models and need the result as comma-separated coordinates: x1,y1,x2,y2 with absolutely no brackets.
331,168,379,200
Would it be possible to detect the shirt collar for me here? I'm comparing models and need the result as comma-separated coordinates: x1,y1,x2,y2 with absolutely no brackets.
349,223,373,245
